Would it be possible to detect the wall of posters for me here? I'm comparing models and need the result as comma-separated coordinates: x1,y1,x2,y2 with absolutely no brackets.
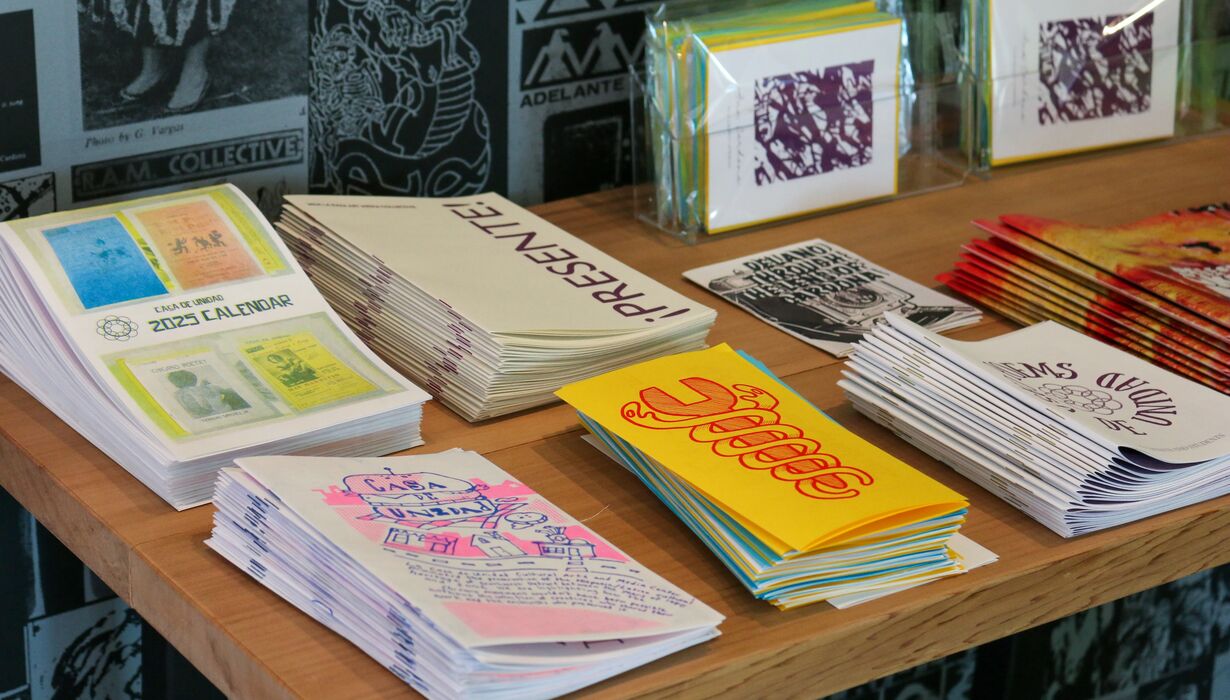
308,0,658,205
0,0,309,223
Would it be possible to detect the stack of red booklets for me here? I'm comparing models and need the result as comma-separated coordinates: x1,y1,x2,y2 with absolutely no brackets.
939,204,1230,394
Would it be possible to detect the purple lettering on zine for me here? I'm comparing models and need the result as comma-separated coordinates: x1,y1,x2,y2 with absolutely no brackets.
753,60,875,185
1038,14,1153,125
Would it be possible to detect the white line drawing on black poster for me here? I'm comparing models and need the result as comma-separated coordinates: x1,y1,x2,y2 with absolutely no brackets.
310,0,491,197
77,0,308,130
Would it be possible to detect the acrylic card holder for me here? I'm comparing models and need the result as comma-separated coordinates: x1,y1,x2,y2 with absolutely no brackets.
633,0,976,242
964,0,1230,169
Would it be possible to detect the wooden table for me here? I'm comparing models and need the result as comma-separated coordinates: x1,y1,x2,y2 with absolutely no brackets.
3,134,1229,699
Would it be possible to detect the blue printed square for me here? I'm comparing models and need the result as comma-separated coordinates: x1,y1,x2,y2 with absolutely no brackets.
44,217,167,309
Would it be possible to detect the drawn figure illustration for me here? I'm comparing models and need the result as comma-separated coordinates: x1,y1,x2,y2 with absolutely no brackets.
167,369,250,418
754,60,875,185
503,512,548,530
311,0,491,197
264,349,318,387
533,526,597,571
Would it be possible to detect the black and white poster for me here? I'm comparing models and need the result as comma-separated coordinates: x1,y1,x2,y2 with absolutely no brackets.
308,0,504,199
307,0,659,205
0,0,308,218
508,0,657,203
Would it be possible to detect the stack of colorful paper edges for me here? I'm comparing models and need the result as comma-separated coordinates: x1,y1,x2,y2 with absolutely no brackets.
940,206,1230,395
208,450,723,700
840,313,1230,537
557,344,993,609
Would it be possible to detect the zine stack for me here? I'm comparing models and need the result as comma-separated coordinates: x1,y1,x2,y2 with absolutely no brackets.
277,193,715,421
0,185,429,509
840,313,1230,537
645,0,904,234
940,206,1230,394
207,450,723,699
557,344,995,609
686,238,980,356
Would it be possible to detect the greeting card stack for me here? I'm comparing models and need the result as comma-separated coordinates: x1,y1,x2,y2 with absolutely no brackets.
557,344,995,609
207,450,723,699
967,0,1181,166
939,206,1230,394
686,238,980,356
645,0,904,234
0,185,429,509
277,194,715,421
840,313,1230,537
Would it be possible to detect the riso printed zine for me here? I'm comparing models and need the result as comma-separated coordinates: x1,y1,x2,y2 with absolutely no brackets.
941,206,1230,394
841,314,1230,536
704,16,901,232
0,185,429,508
983,0,1180,164
207,450,722,699
557,344,995,609
685,238,979,356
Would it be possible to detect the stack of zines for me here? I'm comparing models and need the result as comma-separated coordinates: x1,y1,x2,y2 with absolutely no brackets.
207,450,723,699
557,344,995,609
840,313,1230,537
277,193,715,421
939,206,1230,394
0,185,428,509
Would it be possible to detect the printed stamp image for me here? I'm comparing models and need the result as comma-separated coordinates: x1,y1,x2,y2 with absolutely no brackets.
753,60,876,185
1038,14,1154,124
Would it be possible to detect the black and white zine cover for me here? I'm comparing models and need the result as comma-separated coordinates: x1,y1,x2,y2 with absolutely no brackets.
685,238,980,357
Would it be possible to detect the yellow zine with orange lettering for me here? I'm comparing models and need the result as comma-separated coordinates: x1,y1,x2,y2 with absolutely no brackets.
557,345,966,553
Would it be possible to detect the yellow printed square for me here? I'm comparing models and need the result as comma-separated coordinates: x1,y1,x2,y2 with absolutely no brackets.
241,332,377,411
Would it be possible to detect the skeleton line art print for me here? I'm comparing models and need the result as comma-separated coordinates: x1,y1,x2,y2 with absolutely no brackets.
310,0,491,197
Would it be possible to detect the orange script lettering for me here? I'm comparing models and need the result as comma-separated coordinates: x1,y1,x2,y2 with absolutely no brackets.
621,378,873,499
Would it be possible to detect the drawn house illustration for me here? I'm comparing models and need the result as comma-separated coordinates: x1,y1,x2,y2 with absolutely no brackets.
533,527,597,570
469,532,522,558
385,528,457,556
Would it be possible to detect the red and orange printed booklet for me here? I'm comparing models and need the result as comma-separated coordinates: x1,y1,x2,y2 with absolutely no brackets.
941,205,1230,394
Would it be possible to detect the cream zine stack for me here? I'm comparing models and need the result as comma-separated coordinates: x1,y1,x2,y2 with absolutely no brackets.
277,194,716,421
840,313,1230,536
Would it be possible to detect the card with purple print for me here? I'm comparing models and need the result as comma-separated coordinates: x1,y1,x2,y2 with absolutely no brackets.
985,0,1178,165
704,16,901,233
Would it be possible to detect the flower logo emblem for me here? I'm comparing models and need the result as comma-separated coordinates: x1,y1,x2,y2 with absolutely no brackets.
96,315,138,342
